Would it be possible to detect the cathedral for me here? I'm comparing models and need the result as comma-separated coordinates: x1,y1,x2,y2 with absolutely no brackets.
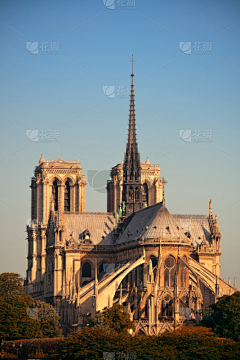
25,66,237,335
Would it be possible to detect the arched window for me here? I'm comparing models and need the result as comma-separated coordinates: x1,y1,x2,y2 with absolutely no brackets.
64,181,70,212
164,256,176,287
142,183,148,205
99,262,108,273
149,255,158,281
82,262,91,277
135,187,139,200
165,256,175,269
52,181,58,211
129,186,133,200
161,296,173,317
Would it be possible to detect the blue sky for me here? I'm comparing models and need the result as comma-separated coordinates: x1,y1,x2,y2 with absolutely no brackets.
0,0,240,283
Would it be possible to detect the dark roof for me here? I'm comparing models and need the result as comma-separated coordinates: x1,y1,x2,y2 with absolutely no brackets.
63,213,116,245
117,203,190,244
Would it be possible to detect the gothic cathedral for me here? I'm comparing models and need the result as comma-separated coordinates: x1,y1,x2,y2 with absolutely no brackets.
25,67,237,335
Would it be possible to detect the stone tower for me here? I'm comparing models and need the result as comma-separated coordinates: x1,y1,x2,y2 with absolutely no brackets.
26,155,87,292
122,63,142,216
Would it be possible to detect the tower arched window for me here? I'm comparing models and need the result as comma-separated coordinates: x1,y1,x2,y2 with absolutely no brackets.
129,186,133,200
52,181,58,211
135,187,139,200
82,262,91,277
64,181,70,212
142,183,148,205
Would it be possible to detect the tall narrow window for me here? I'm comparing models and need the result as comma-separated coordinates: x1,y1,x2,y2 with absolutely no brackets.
52,181,58,211
82,262,91,277
64,181,70,212
135,187,139,200
142,183,148,205
161,296,173,317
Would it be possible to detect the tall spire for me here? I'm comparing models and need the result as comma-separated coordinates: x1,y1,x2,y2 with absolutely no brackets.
122,55,142,216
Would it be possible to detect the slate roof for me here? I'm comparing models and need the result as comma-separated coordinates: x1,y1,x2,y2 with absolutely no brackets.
172,214,211,247
62,207,212,248
116,203,190,244
63,213,116,246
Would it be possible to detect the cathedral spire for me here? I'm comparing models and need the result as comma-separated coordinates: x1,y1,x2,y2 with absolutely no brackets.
122,55,142,216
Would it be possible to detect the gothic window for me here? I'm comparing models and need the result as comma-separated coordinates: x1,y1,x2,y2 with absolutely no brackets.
129,186,133,200
135,187,139,200
82,262,91,277
161,296,173,317
52,181,58,211
165,256,175,269
150,255,158,281
64,181,70,212
142,183,148,205
164,256,176,287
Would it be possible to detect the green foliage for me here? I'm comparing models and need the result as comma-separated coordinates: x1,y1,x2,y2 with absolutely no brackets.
54,325,240,360
0,272,62,340
201,291,240,341
0,272,38,340
88,304,135,333
1,338,62,359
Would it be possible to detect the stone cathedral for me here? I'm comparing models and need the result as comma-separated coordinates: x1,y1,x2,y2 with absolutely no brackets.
25,67,237,335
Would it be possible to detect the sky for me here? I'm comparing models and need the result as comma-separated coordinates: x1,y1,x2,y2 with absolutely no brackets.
0,0,240,283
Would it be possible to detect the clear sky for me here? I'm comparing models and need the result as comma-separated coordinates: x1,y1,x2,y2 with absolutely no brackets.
0,0,240,283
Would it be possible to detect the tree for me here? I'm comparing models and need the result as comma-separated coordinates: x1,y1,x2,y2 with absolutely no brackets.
88,304,135,334
0,273,62,340
0,272,38,340
33,299,62,338
201,291,240,341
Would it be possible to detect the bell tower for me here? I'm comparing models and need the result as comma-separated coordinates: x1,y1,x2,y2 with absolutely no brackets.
122,55,142,216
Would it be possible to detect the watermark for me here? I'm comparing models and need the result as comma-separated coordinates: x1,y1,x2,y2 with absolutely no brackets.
105,263,115,274
103,352,136,359
103,86,132,99
179,42,212,55
180,307,192,320
26,42,60,55
27,218,55,227
26,307,59,320
103,0,136,10
202,308,212,319
179,130,213,143
87,170,110,193
27,130,60,142
26,308,38,320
